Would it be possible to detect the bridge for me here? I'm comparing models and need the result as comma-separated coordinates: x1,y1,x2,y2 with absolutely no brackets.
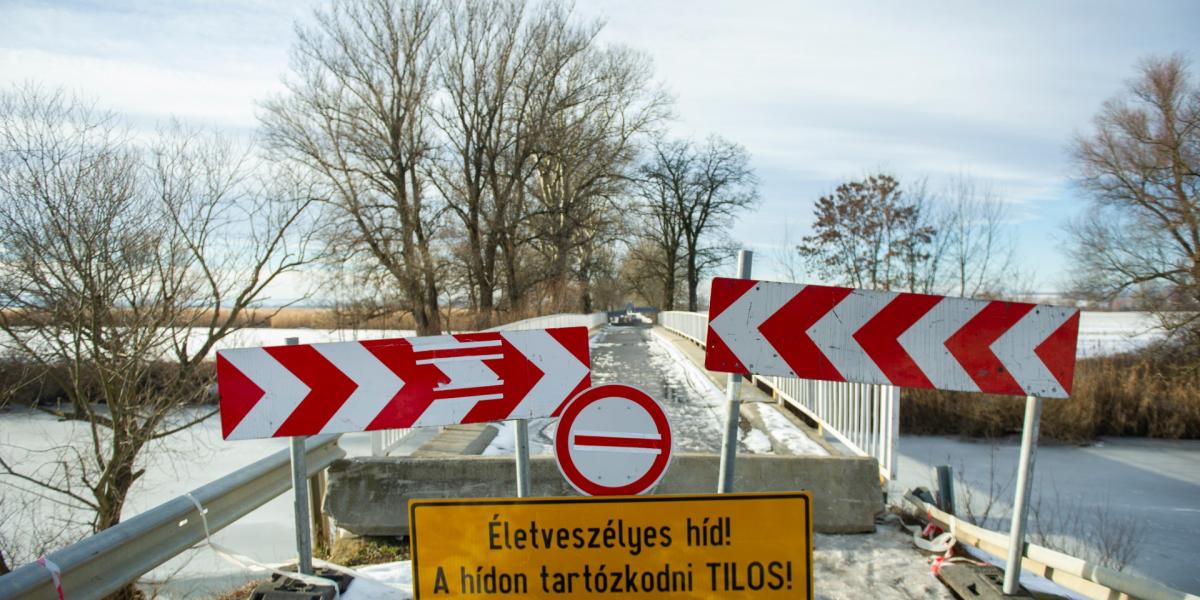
0,312,1193,600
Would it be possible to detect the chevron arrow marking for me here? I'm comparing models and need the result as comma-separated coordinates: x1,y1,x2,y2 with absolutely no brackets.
705,278,1080,398
216,326,591,440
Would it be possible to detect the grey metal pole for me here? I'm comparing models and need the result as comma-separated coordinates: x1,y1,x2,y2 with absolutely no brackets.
514,419,531,497
718,250,752,493
285,336,313,575
1003,395,1043,595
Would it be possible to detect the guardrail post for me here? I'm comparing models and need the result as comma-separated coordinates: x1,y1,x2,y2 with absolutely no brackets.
309,469,331,553
935,465,955,515
718,249,752,493
285,336,314,575
1003,395,1043,594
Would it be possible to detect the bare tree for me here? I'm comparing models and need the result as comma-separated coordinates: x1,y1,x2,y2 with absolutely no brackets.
631,139,689,310
262,0,445,335
635,136,758,311
433,0,544,326
678,137,758,311
0,87,316,589
934,176,1018,298
797,174,933,291
529,42,668,312
1069,53,1200,338
772,219,806,284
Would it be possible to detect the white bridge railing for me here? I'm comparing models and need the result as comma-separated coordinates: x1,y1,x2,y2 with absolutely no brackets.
369,311,608,457
660,310,900,481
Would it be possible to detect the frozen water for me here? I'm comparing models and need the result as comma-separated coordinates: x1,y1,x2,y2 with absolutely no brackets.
896,435,1200,594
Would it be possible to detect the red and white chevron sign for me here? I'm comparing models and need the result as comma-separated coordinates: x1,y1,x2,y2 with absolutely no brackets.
705,278,1080,398
216,327,590,440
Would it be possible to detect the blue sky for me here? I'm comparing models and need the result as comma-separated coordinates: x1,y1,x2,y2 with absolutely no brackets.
2,0,1198,293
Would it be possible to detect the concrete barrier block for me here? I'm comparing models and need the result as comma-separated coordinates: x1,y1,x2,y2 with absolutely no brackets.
325,453,881,536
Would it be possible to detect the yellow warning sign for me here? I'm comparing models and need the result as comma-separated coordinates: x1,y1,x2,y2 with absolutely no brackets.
409,492,812,598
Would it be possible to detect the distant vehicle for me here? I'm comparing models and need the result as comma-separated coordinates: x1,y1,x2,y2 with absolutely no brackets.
611,313,643,326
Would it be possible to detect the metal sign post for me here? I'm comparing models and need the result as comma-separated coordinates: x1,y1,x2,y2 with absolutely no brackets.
514,419,531,497
284,336,314,575
718,250,752,493
1003,395,1043,594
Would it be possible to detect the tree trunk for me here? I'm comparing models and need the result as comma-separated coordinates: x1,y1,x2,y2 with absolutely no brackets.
662,270,676,311
97,451,144,600
578,243,593,313
686,245,700,312
501,235,522,313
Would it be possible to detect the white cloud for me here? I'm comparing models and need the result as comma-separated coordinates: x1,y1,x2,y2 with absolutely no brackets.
2,0,1198,292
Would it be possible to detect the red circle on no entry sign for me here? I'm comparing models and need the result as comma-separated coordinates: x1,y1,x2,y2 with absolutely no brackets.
554,384,673,496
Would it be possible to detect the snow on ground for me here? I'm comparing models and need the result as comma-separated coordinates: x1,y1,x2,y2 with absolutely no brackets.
812,525,952,600
0,327,418,363
337,524,956,600
0,407,377,598
649,326,834,457
341,561,413,599
1076,311,1164,357
757,406,830,456
741,428,773,454
646,328,727,407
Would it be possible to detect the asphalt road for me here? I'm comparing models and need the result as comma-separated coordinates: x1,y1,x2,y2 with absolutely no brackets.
571,324,739,453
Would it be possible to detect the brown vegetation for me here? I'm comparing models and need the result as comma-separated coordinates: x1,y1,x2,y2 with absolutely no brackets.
902,344,1200,442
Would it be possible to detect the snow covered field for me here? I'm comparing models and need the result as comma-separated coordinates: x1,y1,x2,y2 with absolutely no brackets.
1075,311,1165,357
0,407,379,597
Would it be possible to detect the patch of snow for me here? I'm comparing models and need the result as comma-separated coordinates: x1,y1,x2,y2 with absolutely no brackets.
647,328,726,407
758,405,830,456
344,527,956,600
1076,311,1164,357
740,428,773,454
342,560,414,599
813,526,953,599
482,418,556,456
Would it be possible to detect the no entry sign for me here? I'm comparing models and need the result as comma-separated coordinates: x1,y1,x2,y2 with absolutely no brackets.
409,493,813,599
216,328,590,440
554,384,673,496
705,278,1080,397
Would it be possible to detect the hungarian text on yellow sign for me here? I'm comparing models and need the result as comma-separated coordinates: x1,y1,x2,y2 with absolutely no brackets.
409,492,813,598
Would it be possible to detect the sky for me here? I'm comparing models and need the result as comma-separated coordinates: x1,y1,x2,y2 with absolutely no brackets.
2,0,1198,294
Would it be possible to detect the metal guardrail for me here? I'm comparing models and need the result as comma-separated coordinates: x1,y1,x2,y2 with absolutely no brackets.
659,310,900,481
0,435,345,600
905,493,1200,600
368,312,608,457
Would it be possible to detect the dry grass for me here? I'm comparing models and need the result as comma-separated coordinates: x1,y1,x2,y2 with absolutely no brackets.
215,306,529,331
902,345,1200,442
323,535,410,566
212,579,267,600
